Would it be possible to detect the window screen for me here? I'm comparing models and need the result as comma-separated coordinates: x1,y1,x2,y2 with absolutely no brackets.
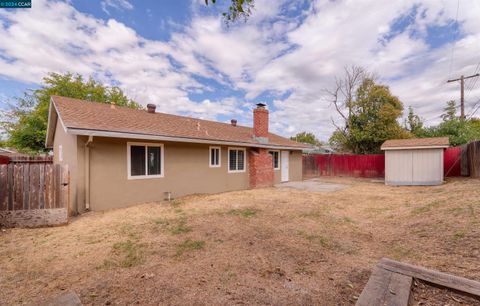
148,146,161,175
130,145,146,176
210,147,220,166
269,151,279,169
229,150,237,171
237,150,245,170
229,149,245,171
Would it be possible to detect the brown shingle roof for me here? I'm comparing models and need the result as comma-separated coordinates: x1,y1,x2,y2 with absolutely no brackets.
381,137,449,150
51,96,307,149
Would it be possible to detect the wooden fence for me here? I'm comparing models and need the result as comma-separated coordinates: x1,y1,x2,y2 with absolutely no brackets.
467,141,480,178
303,146,466,179
303,154,385,178
0,164,69,228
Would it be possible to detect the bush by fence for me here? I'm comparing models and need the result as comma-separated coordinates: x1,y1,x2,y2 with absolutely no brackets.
0,163,69,228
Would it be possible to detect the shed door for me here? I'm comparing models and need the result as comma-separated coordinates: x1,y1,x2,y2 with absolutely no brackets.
281,151,289,182
385,150,413,184
412,149,443,184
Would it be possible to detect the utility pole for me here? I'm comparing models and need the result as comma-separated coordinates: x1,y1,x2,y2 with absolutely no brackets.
447,73,480,121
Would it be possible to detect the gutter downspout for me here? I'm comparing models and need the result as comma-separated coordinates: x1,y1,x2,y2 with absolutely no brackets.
85,136,93,211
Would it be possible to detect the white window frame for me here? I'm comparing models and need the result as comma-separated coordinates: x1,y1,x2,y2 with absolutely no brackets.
209,146,221,168
228,147,246,173
269,150,280,170
127,142,164,180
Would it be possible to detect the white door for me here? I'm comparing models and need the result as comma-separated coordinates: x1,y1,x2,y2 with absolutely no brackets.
281,151,289,182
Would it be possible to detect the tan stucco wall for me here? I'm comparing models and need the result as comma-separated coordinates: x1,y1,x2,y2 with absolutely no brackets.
53,129,303,212
52,120,78,214
87,138,251,211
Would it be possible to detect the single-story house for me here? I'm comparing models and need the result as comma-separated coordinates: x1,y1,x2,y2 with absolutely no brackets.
45,96,307,214
381,137,449,186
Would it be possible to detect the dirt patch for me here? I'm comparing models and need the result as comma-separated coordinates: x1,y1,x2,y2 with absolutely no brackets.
410,279,480,305
0,177,479,305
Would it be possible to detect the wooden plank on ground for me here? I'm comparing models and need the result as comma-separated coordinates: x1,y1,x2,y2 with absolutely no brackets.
39,164,45,209
29,164,40,209
378,258,480,297
0,165,7,211
356,265,412,306
385,272,413,305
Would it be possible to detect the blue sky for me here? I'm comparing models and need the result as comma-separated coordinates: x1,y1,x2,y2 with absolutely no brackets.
1,0,480,140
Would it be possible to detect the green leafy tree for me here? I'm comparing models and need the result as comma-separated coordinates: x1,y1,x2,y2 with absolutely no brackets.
329,78,411,154
2,72,141,153
205,0,254,23
290,131,322,146
405,106,424,136
420,100,480,146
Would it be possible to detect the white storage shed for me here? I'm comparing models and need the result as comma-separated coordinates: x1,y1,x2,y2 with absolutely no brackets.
381,137,449,186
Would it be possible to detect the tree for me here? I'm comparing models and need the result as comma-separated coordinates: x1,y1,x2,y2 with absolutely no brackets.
2,72,141,153
419,100,480,146
405,106,424,136
205,0,254,23
329,78,411,154
441,100,457,122
290,131,322,146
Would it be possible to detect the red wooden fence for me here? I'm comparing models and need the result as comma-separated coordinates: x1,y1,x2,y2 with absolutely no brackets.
303,154,384,178
444,146,462,177
303,146,463,179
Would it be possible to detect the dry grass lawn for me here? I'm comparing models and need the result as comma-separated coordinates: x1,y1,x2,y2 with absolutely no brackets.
1,177,480,305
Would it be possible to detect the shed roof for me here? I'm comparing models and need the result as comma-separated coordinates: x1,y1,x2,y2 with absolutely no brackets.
381,137,449,150
46,96,308,150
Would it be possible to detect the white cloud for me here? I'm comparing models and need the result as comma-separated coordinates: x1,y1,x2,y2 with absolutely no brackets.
101,0,133,15
1,0,480,140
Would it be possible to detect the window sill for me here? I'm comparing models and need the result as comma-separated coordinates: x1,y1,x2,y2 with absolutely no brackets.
209,165,221,168
128,174,164,180
228,170,246,173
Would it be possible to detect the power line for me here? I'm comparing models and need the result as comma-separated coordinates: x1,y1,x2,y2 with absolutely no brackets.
467,96,480,118
447,73,480,120
447,0,460,80
464,62,480,99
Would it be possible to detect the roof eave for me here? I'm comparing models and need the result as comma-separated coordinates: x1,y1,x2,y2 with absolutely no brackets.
381,145,449,150
66,128,306,150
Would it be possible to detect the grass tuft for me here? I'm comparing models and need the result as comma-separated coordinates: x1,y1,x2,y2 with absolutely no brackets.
298,231,329,247
227,208,258,218
176,239,205,256
170,219,192,235
411,201,443,215
453,230,466,240
100,240,145,268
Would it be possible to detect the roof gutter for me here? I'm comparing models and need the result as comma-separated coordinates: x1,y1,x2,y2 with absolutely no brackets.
66,128,306,151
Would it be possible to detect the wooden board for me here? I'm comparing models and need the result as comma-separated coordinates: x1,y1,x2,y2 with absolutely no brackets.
39,164,45,209
378,258,480,297
356,266,412,306
15,164,24,210
0,165,7,210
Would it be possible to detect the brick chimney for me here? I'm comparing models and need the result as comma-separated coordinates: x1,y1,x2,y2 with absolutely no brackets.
253,103,268,141
147,104,156,113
